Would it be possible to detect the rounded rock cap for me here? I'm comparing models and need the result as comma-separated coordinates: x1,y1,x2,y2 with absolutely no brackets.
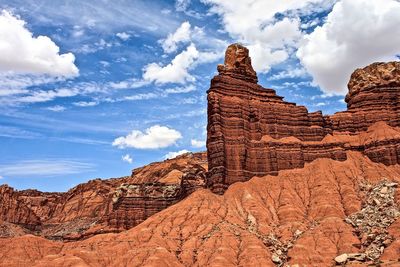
217,43,258,83
346,61,400,103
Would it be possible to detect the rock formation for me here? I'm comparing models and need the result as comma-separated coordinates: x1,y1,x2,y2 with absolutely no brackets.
0,152,206,240
105,152,207,230
207,43,400,194
0,43,400,266
0,152,399,266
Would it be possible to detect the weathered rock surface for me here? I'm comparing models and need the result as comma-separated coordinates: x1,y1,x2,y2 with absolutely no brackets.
207,44,400,193
0,152,207,240
104,152,207,231
1,44,399,267
0,185,42,230
0,152,399,266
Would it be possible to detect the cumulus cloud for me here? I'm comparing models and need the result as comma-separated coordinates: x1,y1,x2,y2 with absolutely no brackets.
143,43,199,84
246,43,289,73
201,0,328,73
164,149,190,160
161,21,191,53
0,10,78,77
122,154,133,163
191,139,205,148
112,125,182,149
297,0,400,95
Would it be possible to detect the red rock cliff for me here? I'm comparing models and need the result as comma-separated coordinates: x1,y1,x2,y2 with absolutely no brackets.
207,43,400,194
0,152,207,240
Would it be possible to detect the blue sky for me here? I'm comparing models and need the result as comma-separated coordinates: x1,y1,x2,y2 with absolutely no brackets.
0,0,399,191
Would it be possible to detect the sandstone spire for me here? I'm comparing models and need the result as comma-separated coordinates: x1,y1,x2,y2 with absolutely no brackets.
207,44,400,194
217,43,258,83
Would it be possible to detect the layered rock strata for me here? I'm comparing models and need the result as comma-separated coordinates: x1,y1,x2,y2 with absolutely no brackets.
0,152,207,240
0,152,399,267
207,43,400,194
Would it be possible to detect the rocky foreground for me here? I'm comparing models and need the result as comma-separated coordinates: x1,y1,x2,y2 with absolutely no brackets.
0,44,399,266
0,152,399,266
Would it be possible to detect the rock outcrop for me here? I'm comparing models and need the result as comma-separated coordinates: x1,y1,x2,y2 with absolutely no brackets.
327,61,400,132
0,152,207,240
207,43,400,194
1,44,400,267
0,185,42,230
0,152,399,266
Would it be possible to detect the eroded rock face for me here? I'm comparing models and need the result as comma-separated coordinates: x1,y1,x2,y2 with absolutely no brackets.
328,61,400,132
0,152,399,267
217,43,258,83
104,152,207,231
0,185,42,230
0,152,207,240
207,45,400,194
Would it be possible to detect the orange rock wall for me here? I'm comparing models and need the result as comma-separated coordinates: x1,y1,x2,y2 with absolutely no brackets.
207,44,400,194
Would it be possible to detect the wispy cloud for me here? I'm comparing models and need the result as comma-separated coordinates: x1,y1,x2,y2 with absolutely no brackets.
72,101,99,107
51,136,109,146
7,0,180,35
0,159,95,177
45,105,66,112
0,125,42,139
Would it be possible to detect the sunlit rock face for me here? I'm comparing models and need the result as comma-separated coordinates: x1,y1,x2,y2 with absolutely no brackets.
207,44,400,194
0,152,207,240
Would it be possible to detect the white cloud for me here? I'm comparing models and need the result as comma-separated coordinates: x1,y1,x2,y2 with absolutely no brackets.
191,139,205,148
16,88,80,103
297,0,400,95
73,101,98,107
109,78,150,89
175,0,191,12
0,125,42,139
45,105,66,112
201,0,328,73
112,125,182,149
122,154,133,163
116,32,131,41
123,93,158,101
73,38,114,54
0,81,107,105
269,67,307,80
0,10,78,77
247,43,289,73
72,25,84,38
0,175,3,179
0,159,95,177
4,1,181,36
143,43,199,84
165,85,195,94
164,149,190,159
161,21,191,53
